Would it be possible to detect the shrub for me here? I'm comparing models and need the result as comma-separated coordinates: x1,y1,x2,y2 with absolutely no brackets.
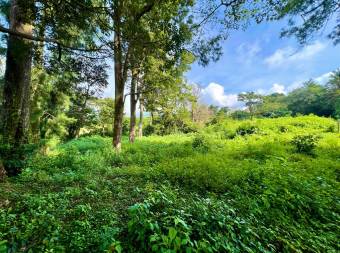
279,125,289,133
291,134,320,154
144,124,156,136
236,124,259,136
179,122,198,134
0,143,40,176
0,194,121,252
325,125,335,133
222,130,236,139
148,119,198,136
126,188,270,253
122,118,130,136
192,134,209,152
231,110,250,120
260,109,292,118
292,122,305,128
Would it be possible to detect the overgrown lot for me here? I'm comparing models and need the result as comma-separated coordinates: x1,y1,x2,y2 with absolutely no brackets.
1,116,339,252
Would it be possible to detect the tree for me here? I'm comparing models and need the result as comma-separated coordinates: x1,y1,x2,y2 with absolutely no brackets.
138,94,144,138
138,53,196,135
1,0,35,145
286,80,332,116
92,98,115,136
0,0,110,135
219,107,230,115
231,110,251,120
190,84,202,122
66,57,109,139
238,92,263,119
0,0,110,174
0,0,278,153
258,0,340,44
109,0,195,150
326,69,340,118
142,51,194,133
257,93,291,118
0,74,4,114
128,68,140,143
208,105,219,115
193,104,214,125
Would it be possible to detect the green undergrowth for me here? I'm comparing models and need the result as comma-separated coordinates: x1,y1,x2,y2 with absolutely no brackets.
0,116,339,252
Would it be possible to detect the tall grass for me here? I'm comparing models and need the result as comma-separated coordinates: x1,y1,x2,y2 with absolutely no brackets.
0,116,339,252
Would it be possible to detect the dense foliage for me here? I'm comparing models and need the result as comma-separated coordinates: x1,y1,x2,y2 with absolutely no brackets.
0,0,339,252
0,116,339,252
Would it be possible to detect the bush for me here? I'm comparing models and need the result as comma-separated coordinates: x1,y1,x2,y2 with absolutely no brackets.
0,143,40,176
179,122,198,134
148,118,198,136
260,109,292,118
192,134,209,152
325,125,335,133
278,125,289,133
122,118,130,136
127,188,270,253
222,130,236,139
291,134,320,154
231,110,250,120
0,194,121,252
144,124,156,136
236,124,259,136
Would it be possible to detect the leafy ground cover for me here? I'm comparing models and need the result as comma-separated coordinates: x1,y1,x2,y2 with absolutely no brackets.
0,116,339,252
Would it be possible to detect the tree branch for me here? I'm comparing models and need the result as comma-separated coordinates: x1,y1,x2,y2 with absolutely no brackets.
0,24,107,53
135,1,158,22
192,0,241,30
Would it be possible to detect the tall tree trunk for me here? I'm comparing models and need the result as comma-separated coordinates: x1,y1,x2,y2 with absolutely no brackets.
191,102,196,122
138,96,144,138
1,0,33,146
112,46,125,150
129,69,138,143
250,106,254,120
112,1,126,151
30,21,45,143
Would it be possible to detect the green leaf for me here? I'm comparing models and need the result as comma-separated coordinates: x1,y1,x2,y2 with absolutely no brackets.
168,227,177,241
0,241,7,253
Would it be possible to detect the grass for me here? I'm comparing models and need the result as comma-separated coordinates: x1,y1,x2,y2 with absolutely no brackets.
0,115,339,252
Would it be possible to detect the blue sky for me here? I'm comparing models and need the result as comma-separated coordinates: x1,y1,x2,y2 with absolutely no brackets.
185,19,340,108
103,18,339,110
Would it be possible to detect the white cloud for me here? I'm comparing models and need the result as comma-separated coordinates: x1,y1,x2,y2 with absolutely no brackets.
201,83,241,108
286,81,303,92
314,72,332,84
237,42,261,64
286,71,333,91
201,82,288,109
269,83,286,94
264,41,327,67
257,83,287,95
263,71,334,95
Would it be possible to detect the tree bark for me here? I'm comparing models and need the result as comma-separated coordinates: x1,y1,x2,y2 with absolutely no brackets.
138,96,144,138
112,0,156,149
112,0,126,151
1,0,33,145
129,69,138,143
30,19,46,143
150,111,154,125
